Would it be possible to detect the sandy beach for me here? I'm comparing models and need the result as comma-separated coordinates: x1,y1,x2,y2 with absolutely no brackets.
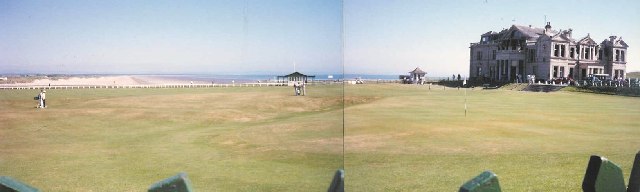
4,75,198,86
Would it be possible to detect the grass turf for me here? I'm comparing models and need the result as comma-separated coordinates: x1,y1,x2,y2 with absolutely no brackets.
0,86,343,191
2,84,640,191
344,84,640,191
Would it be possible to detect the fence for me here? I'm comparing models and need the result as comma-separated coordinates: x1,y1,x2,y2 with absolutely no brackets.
0,81,346,90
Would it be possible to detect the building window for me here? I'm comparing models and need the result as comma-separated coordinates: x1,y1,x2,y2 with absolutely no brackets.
477,51,482,60
615,50,620,61
598,50,603,60
621,51,625,62
569,67,574,79
554,44,559,57
560,66,565,77
553,66,558,78
560,45,565,57
492,50,496,60
585,47,590,60
570,47,575,58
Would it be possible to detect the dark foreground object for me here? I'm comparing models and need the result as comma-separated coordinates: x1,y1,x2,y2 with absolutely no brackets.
0,176,40,192
3,152,640,191
627,152,640,192
328,169,345,192
459,170,501,192
148,172,194,192
581,155,629,192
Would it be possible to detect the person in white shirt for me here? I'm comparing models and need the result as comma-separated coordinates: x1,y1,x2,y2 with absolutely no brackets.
40,90,46,108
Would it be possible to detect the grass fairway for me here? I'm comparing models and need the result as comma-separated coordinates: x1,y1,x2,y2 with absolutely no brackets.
3,84,640,191
0,86,343,191
345,84,640,191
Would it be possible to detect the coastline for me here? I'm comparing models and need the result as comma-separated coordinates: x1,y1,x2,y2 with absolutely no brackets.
0,74,439,86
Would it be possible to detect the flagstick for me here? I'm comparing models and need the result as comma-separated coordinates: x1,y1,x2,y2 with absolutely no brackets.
463,78,467,117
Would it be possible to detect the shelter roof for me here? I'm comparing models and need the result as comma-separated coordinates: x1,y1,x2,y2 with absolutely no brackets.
409,67,426,74
282,72,315,77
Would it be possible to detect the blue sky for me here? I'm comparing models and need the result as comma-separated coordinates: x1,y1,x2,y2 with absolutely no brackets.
1,0,639,76
345,0,640,76
0,0,342,75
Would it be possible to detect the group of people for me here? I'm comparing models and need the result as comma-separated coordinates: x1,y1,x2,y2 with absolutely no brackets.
35,89,46,108
293,81,306,96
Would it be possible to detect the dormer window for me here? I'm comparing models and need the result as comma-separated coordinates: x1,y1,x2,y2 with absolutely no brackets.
585,48,590,60
570,47,575,58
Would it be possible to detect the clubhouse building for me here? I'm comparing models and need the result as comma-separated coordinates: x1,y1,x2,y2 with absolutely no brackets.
469,22,628,82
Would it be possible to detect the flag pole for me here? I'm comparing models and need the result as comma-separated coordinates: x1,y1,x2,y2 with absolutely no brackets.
464,77,467,117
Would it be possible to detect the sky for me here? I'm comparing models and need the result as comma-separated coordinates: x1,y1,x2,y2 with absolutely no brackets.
1,0,639,76
345,0,640,77
0,0,342,75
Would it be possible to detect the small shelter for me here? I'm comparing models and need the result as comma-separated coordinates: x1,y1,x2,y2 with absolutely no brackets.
408,67,427,84
277,72,315,85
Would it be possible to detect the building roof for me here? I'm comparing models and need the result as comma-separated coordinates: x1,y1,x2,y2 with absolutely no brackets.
281,72,315,78
409,67,426,74
512,25,546,39
550,31,576,43
577,34,597,45
601,36,629,48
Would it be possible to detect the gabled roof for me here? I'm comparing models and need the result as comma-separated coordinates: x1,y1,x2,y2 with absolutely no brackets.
577,35,597,45
601,36,629,48
550,32,571,42
409,67,426,74
614,38,629,48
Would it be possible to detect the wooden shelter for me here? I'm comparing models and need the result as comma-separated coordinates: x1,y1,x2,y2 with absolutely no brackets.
408,67,427,84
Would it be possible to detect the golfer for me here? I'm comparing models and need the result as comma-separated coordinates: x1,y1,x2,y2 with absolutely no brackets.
40,90,46,108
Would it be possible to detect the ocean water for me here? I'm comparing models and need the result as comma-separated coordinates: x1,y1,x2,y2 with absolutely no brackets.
137,74,447,84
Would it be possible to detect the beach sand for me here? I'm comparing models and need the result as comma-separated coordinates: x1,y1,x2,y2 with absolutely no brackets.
8,75,195,86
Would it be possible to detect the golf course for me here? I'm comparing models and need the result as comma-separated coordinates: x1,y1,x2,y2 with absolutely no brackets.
0,85,344,191
344,84,640,191
1,83,639,191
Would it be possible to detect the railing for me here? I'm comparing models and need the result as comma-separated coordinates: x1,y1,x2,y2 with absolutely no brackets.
0,81,346,90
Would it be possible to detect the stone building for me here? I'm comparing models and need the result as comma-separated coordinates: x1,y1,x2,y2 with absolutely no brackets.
469,22,628,83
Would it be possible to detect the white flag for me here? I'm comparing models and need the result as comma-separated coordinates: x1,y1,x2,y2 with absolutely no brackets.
463,79,467,85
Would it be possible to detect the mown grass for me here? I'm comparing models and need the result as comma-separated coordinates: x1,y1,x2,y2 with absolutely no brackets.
0,86,343,191
3,83,640,191
344,84,640,191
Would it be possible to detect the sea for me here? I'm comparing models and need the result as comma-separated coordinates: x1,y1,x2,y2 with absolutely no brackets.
135,74,424,84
